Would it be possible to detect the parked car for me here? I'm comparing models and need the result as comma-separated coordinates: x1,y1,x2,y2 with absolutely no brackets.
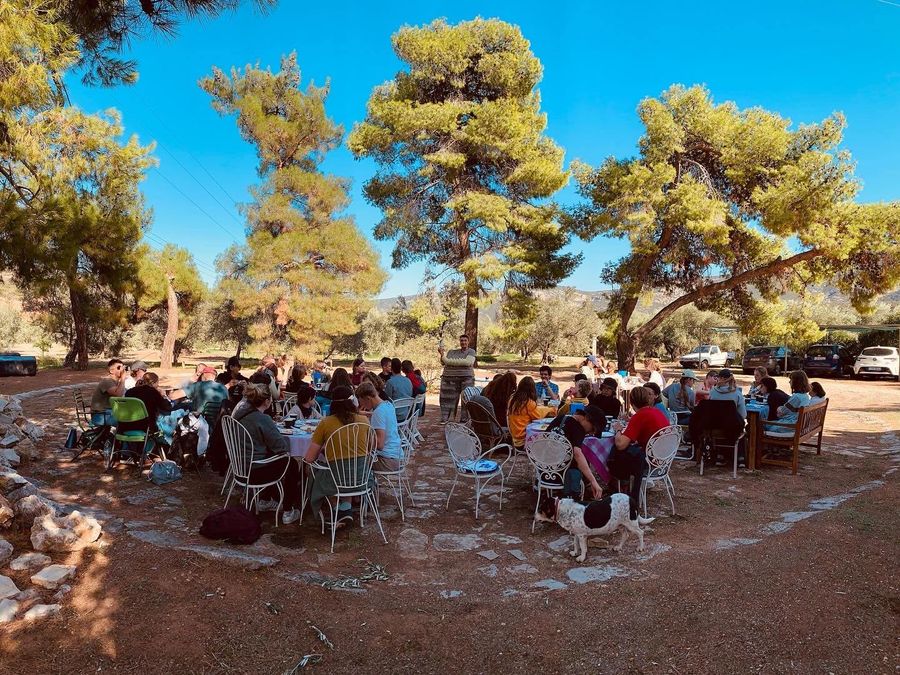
678,345,735,369
0,352,38,377
802,344,855,378
741,346,801,376
853,346,900,381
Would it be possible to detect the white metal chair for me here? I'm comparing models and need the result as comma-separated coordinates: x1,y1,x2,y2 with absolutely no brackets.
279,394,297,418
392,397,417,456
221,416,291,526
372,403,417,521
410,393,426,445
525,432,574,533
444,422,511,519
640,425,682,517
314,423,387,552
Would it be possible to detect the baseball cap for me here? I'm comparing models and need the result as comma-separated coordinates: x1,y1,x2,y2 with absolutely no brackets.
201,366,217,376
130,360,148,372
680,369,698,380
718,368,733,379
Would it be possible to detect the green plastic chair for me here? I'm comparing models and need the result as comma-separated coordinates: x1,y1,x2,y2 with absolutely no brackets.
108,397,163,471
201,399,223,428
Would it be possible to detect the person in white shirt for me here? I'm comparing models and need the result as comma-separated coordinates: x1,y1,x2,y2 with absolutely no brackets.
124,360,148,391
644,358,665,388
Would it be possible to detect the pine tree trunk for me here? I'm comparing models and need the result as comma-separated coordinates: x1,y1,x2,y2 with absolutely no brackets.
68,282,90,370
160,278,178,369
235,340,243,359
464,290,479,349
616,331,637,374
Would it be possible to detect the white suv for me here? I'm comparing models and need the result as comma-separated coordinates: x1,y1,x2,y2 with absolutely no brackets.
853,346,900,381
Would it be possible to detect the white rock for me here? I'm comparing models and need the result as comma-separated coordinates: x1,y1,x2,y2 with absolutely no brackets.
0,469,29,494
31,564,76,590
0,598,19,623
0,432,21,448
22,603,60,621
52,584,71,602
396,528,428,560
14,494,56,526
0,537,11,563
6,483,39,502
0,494,12,527
0,447,20,467
14,587,41,611
31,511,102,552
14,437,38,460
9,552,51,571
0,575,20,600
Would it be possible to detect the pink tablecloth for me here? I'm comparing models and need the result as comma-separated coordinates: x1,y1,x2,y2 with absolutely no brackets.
525,422,615,484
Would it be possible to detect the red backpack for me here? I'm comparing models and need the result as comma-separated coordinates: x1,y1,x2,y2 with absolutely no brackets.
199,506,261,545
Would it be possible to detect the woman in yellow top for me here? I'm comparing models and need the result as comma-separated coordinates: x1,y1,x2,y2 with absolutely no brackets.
507,377,554,449
305,385,372,526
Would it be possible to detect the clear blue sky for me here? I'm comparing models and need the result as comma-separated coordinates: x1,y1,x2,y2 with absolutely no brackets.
65,0,900,297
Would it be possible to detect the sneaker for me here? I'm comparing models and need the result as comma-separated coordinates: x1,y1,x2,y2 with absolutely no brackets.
256,498,279,512
282,508,302,525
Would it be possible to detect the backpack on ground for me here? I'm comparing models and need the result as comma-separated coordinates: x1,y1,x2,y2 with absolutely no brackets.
169,412,209,471
199,506,261,545
148,459,182,485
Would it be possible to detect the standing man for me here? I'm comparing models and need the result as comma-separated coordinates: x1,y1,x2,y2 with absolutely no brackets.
438,334,477,423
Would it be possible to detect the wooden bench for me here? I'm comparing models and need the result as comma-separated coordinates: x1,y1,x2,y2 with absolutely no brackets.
758,399,829,475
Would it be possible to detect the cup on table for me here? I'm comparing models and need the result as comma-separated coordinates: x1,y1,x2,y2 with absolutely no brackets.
283,416,296,429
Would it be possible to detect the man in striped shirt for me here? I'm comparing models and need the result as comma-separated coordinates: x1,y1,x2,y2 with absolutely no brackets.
438,334,477,423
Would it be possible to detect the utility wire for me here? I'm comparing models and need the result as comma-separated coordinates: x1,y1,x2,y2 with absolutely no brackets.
153,167,242,241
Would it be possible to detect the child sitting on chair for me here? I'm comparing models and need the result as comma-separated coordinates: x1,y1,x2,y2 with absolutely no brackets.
287,387,323,420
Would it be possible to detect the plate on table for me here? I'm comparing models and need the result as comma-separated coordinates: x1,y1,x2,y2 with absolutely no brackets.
601,431,615,438
278,428,295,436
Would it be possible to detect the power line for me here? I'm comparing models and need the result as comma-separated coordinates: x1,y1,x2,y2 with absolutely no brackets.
144,231,220,276
153,167,242,241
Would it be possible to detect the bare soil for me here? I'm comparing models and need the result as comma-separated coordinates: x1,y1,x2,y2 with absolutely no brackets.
1,365,898,674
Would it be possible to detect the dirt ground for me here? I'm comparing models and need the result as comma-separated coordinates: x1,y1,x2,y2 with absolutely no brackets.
1,364,898,674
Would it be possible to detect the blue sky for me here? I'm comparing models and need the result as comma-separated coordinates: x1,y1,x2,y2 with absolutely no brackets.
65,0,900,297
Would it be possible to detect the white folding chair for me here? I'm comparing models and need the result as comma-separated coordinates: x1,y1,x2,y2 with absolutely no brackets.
280,394,297,418
525,432,574,533
640,425,682,517
221,416,291,526
444,422,511,519
372,404,417,521
410,393,426,445
392,397,417,456
315,423,387,552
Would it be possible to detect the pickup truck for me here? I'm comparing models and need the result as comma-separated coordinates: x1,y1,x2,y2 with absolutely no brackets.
678,345,735,370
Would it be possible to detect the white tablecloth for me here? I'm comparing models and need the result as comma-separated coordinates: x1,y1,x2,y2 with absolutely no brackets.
282,429,313,458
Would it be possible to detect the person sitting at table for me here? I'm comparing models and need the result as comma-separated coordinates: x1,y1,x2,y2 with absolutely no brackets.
286,387,322,420
304,385,372,528
321,368,353,398
191,363,207,383
377,357,393,383
401,360,427,396
123,360,148,390
642,382,669,417
557,379,593,418
747,366,768,401
215,356,248,390
809,381,827,404
709,368,746,419
117,372,173,437
609,386,669,509
605,361,623,387
644,359,665,388
550,405,606,499
535,365,560,402
360,371,386,398
232,384,302,524
90,358,129,426
182,367,228,413
589,377,622,419
356,381,403,471
507,377,548,450
662,370,697,420
700,370,719,392
579,358,596,382
283,364,312,394
767,370,812,430
756,377,788,421
383,357,413,401
350,358,367,387
482,371,517,428
311,360,331,387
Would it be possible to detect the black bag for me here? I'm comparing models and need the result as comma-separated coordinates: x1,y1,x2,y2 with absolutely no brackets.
199,506,261,545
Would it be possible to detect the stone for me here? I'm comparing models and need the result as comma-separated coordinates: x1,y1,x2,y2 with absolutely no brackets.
9,552,51,572
0,469,29,494
31,564,76,590
0,575,20,600
507,549,527,561
52,584,72,602
0,598,18,623
14,494,57,527
477,564,498,578
6,483,40,502
477,549,499,561
565,565,628,585
22,604,60,621
31,511,102,552
396,528,428,560
14,437,38,460
0,447,20,467
439,590,462,599
13,587,41,612
128,529,278,570
432,533,483,552
533,579,568,591
506,563,538,574
0,537,11,563
0,494,12,527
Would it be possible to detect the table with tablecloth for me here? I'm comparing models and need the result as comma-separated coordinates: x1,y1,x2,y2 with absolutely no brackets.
745,400,769,470
525,420,616,484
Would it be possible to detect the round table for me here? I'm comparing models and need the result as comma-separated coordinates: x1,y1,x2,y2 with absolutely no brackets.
280,428,315,458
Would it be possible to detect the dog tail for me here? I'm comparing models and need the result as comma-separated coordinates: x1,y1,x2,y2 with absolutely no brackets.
637,516,655,526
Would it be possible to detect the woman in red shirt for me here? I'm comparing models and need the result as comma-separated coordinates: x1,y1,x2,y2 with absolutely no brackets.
609,386,670,510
